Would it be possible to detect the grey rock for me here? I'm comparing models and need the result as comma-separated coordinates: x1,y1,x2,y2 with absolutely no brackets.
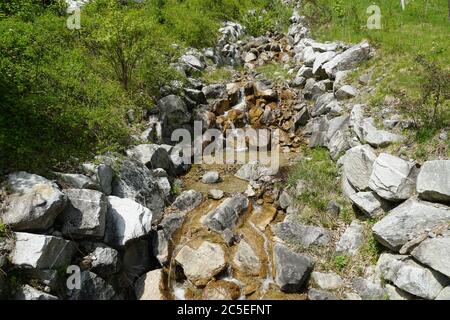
312,51,337,76
13,285,58,300
385,284,415,300
235,162,277,181
311,272,343,290
202,171,220,184
352,277,386,300
180,54,205,71
82,163,114,195
411,236,450,278
354,118,404,147
328,130,351,160
369,153,418,201
203,194,249,232
417,160,450,203
273,243,314,293
323,41,371,77
67,271,118,300
209,189,224,200
349,191,390,218
333,70,350,92
112,158,166,217
1,172,67,231
343,145,377,191
377,253,449,300
154,212,185,265
336,221,365,255
84,244,120,277
60,189,106,239
311,93,335,117
11,232,75,269
172,190,203,212
297,65,313,78
278,191,293,210
202,84,227,102
372,199,450,251
157,95,191,141
327,200,341,215
272,222,331,248
335,85,358,100
54,172,98,190
105,196,153,248
308,288,338,300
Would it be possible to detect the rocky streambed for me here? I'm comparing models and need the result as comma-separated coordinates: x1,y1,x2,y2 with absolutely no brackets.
1,2,449,301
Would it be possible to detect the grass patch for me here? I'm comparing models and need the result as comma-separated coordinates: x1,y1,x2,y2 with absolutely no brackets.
256,62,292,82
287,147,353,228
202,67,237,84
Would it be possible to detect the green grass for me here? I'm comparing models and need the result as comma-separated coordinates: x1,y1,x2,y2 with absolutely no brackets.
287,147,354,228
256,62,292,82
202,67,237,84
0,223,6,239
303,0,449,144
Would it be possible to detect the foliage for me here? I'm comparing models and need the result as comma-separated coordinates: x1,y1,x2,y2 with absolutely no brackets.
333,255,349,272
241,0,292,36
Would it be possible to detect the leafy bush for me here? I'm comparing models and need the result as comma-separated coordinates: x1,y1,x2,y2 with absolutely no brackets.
242,0,292,36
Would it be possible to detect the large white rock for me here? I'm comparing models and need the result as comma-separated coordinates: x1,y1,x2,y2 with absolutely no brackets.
323,41,371,77
235,162,277,181
11,232,75,269
175,241,226,287
343,145,377,191
416,160,450,203
377,253,449,300
105,196,153,247
311,272,343,290
60,189,106,239
135,269,166,300
372,199,450,251
271,222,331,248
1,172,66,231
349,191,390,218
369,153,418,201
411,236,450,278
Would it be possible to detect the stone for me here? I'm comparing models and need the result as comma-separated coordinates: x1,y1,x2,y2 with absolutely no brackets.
202,171,220,184
335,221,365,255
112,158,166,217
172,190,203,212
311,272,343,290
377,253,449,300
175,241,226,287
369,153,418,201
312,51,337,76
13,285,58,300
84,244,120,277
235,162,277,181
272,222,331,248
154,212,185,265
278,191,292,210
11,232,75,269
301,46,317,66
202,84,227,102
384,284,415,300
343,145,377,191
232,239,261,276
372,199,450,252
416,160,450,203
273,243,314,293
323,41,371,77
328,130,351,160
344,292,362,300
327,200,341,215
311,93,335,117
354,118,404,147
209,189,224,200
202,280,241,300
60,189,106,239
352,277,385,300
54,172,98,190
436,286,450,300
157,95,191,142
308,288,338,300
349,191,390,218
411,236,450,278
335,85,358,100
82,163,114,195
1,172,67,231
135,269,166,300
105,196,153,248
203,194,249,232
126,144,174,175
180,54,205,71
123,239,152,280
333,70,350,93
297,65,313,78
67,271,118,300
244,52,257,63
